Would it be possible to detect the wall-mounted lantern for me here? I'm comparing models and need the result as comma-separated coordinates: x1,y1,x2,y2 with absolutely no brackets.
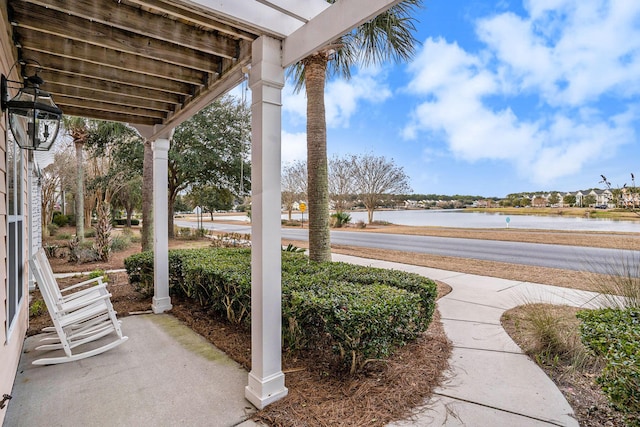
1,66,63,151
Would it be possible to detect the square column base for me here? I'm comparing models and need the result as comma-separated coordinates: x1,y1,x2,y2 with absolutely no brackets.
152,296,172,314
245,371,288,409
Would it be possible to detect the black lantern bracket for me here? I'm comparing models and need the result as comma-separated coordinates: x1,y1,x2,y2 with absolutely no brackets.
1,60,63,151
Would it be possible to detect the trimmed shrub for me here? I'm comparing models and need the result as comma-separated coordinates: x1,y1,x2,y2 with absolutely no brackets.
125,248,437,373
113,218,140,226
578,308,640,419
52,213,69,227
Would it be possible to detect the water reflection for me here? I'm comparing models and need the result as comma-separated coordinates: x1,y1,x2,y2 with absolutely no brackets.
287,209,640,232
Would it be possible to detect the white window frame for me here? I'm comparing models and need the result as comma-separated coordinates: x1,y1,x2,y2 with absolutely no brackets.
6,133,25,340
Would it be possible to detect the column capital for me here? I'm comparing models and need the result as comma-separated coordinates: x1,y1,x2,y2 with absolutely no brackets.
250,36,284,90
152,138,170,152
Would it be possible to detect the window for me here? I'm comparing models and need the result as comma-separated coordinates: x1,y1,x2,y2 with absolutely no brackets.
7,134,24,337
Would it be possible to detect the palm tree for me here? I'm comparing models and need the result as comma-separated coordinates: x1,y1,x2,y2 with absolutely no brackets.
289,0,422,262
63,116,91,242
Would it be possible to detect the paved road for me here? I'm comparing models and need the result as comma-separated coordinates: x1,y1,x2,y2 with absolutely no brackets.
175,220,639,275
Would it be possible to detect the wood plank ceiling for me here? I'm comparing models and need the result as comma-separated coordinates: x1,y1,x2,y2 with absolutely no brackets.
5,0,265,128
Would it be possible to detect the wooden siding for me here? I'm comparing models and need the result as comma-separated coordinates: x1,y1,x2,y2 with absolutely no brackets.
0,3,29,425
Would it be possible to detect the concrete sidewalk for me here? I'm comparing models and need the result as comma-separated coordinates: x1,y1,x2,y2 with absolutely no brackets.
332,254,604,427
7,255,603,426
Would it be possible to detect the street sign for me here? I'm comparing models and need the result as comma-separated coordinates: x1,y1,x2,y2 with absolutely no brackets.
506,216,511,228
299,202,307,213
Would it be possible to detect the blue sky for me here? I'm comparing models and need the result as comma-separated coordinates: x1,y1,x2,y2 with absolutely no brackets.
277,0,640,198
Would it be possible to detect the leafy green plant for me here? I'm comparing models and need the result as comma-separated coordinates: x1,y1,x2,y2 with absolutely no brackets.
29,299,46,317
282,243,305,253
84,229,96,238
88,270,106,280
578,308,640,422
56,232,72,240
330,211,352,228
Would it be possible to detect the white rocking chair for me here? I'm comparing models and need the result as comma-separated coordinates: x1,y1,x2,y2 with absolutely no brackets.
29,249,128,365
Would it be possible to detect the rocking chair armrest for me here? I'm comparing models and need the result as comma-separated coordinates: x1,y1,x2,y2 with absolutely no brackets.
61,284,108,303
60,292,113,312
60,276,107,293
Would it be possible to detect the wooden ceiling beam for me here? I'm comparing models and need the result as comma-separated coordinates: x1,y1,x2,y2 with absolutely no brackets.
18,0,240,58
15,31,207,85
44,82,175,112
42,70,186,104
10,2,223,72
60,105,162,125
125,0,257,41
21,49,196,96
55,94,167,119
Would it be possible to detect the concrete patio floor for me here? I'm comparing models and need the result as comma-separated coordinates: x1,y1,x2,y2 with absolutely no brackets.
4,314,259,427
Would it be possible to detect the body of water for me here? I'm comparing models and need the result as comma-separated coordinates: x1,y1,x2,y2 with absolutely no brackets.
283,209,640,232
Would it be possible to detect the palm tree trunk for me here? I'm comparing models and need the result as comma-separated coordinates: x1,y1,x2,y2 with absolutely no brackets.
304,54,331,262
141,139,153,252
75,141,85,242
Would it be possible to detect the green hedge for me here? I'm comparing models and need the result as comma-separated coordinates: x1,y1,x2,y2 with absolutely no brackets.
125,248,437,373
113,218,140,226
578,308,640,420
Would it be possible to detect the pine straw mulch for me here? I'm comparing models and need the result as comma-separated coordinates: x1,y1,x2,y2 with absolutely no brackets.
29,271,453,427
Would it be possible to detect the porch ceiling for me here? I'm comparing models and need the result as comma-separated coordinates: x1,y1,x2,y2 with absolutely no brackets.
4,0,329,137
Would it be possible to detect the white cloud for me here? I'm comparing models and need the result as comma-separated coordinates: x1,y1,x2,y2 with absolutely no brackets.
283,67,392,128
477,1,640,105
281,131,307,165
403,1,640,186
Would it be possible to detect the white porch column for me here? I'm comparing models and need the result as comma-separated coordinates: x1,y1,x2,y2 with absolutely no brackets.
245,36,287,409
151,137,172,314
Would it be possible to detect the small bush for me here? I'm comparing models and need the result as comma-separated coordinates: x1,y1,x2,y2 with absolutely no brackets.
113,218,140,226
88,270,106,280
110,234,131,252
176,227,195,239
29,299,46,317
47,223,59,236
56,232,72,240
52,213,69,227
578,308,640,419
84,229,96,238
330,211,352,228
355,220,367,229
